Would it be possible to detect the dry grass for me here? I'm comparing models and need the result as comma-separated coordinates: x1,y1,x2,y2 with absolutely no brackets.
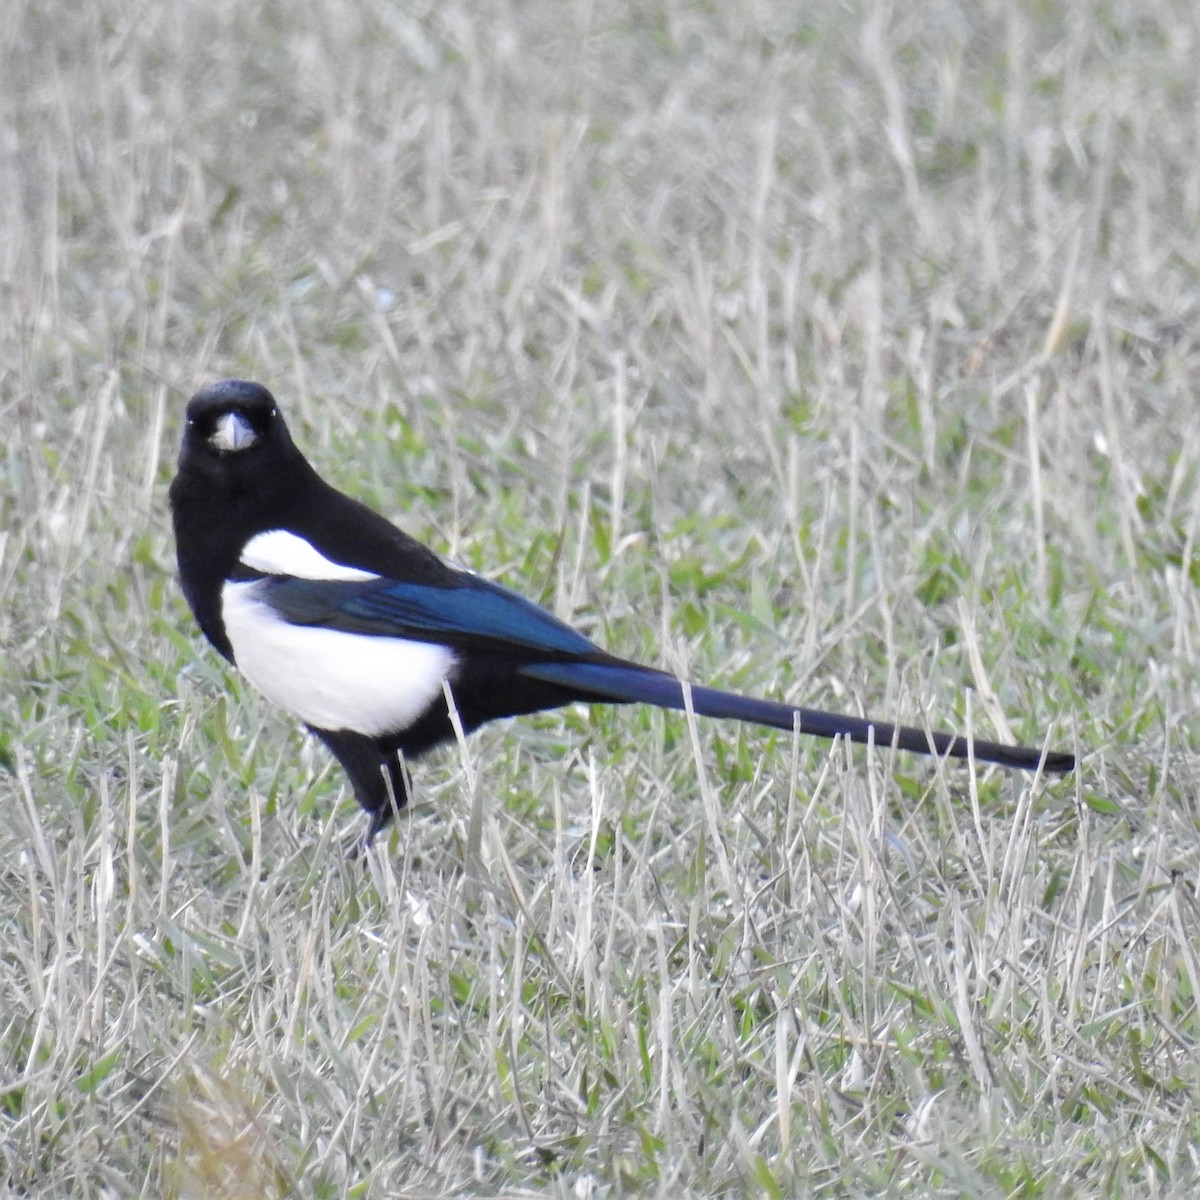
3,0,1200,1194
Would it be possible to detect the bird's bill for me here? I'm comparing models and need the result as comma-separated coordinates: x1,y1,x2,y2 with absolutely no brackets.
210,410,257,453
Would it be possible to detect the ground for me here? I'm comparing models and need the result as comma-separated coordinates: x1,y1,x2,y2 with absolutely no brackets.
2,1,1198,1195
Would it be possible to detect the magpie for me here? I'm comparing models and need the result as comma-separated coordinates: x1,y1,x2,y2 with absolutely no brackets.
169,380,1075,844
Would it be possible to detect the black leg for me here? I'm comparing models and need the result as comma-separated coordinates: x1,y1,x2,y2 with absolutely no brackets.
310,728,410,845
384,752,410,814
365,753,411,845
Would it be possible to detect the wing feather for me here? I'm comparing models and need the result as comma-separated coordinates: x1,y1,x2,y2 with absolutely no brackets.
254,573,601,659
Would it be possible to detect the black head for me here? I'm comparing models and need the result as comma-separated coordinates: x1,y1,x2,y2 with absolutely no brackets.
172,380,316,528
175,379,312,490
180,380,286,459
171,381,317,655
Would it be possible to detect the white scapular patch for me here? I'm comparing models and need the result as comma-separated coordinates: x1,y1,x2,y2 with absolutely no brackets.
239,529,379,581
222,579,455,736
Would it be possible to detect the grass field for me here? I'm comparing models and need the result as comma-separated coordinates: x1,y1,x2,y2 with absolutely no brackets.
3,0,1199,1194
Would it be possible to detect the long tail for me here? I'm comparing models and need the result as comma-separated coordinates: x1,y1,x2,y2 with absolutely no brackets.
520,660,1075,773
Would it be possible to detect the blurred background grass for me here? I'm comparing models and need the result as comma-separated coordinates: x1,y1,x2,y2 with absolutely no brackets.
2,0,1198,1195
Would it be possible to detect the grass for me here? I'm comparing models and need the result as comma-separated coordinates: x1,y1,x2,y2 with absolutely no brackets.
3,0,1200,1194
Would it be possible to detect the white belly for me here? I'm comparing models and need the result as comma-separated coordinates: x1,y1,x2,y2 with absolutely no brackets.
222,579,456,736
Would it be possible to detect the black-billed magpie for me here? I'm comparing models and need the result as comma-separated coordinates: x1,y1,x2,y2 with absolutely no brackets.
169,380,1075,844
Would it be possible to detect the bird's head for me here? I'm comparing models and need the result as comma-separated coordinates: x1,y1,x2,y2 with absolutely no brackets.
181,380,284,457
174,380,310,513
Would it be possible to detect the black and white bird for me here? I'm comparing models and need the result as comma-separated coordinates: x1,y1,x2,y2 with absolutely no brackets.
169,380,1075,844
